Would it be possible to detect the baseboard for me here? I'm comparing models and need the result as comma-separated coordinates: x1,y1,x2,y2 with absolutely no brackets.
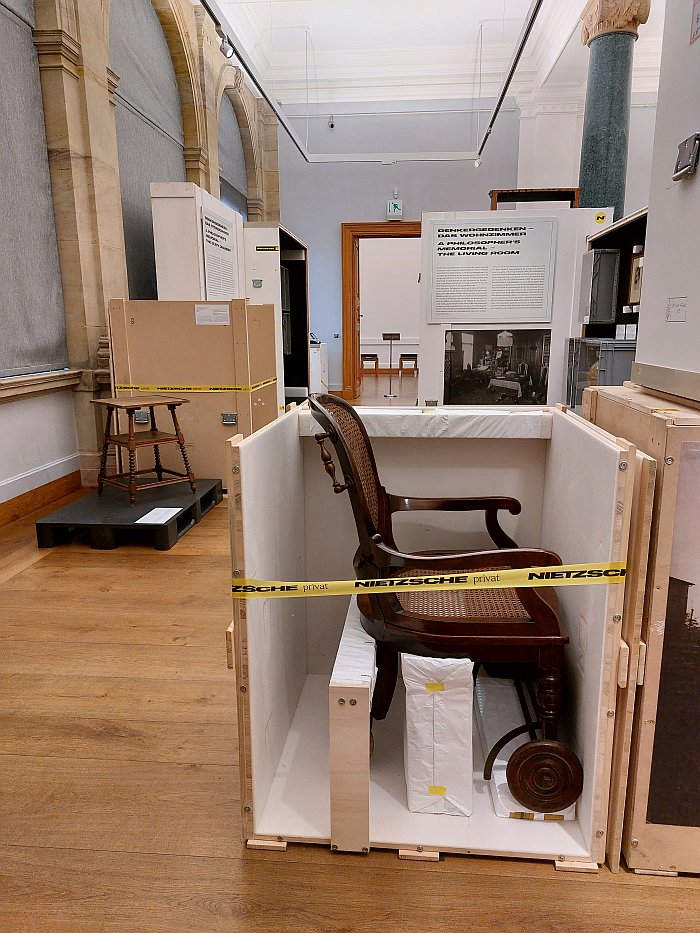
0,470,82,528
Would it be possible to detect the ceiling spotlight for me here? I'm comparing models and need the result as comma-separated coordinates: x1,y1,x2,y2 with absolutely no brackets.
220,35,234,59
474,157,482,168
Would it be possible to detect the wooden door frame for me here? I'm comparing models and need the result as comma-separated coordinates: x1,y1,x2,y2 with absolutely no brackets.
341,221,422,401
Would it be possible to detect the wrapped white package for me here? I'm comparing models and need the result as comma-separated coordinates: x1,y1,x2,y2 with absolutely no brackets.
401,653,473,816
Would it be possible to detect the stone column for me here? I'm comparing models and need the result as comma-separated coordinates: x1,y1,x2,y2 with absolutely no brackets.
578,0,650,220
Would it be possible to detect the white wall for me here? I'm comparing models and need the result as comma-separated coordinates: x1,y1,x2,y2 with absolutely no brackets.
279,98,521,390
0,391,80,503
516,92,657,216
359,238,421,367
635,0,700,377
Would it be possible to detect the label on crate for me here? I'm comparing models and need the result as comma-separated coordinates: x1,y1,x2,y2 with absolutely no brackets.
231,562,627,599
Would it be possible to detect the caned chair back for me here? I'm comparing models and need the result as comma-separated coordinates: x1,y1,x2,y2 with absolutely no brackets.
308,394,392,550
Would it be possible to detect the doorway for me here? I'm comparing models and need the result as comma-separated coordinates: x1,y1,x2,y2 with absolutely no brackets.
341,221,421,401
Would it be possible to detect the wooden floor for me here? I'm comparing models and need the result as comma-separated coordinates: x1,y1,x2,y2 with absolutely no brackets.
357,372,419,406
1,494,699,932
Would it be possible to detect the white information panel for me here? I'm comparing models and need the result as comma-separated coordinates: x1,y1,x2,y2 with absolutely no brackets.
202,207,238,299
427,216,557,325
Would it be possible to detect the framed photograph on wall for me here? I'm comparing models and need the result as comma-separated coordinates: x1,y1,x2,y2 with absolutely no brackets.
629,254,644,305
443,328,551,405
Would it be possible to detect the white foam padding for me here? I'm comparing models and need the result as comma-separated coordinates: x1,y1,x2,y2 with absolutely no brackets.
401,654,474,816
298,406,553,439
330,598,377,691
474,674,575,821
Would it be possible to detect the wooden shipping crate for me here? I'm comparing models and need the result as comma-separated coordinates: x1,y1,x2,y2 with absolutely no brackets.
108,299,278,486
584,383,700,875
225,404,653,870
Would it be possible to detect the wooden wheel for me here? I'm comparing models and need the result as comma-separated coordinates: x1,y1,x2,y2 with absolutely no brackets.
506,739,583,813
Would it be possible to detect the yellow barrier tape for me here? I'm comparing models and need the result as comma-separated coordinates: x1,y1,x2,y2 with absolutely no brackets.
231,562,627,599
115,378,277,394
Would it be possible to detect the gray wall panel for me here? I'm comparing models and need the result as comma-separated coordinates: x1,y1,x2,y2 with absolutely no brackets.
110,0,185,299
218,90,247,216
0,4,67,377
0,0,33,26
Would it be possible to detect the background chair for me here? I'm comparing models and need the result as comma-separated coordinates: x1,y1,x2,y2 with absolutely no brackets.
309,393,583,813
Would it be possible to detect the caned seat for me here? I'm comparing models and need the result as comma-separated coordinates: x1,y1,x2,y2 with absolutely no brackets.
309,393,583,814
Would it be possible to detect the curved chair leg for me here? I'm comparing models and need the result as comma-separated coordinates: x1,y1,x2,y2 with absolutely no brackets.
371,643,398,721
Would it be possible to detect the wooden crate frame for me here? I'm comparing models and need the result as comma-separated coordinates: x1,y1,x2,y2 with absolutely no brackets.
225,404,644,870
584,383,700,874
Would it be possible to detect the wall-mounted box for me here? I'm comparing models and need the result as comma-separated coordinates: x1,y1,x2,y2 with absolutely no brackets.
109,299,277,485
226,404,653,870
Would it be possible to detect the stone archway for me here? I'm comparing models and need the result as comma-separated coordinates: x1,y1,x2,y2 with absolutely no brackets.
148,0,210,187
216,66,265,221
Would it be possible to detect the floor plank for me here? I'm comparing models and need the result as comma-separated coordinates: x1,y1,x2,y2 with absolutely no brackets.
0,713,237,765
0,641,230,680
0,755,239,858
0,845,697,933
0,673,235,723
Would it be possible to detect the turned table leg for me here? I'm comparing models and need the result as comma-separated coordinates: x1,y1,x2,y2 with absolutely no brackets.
169,404,196,494
127,411,137,507
97,405,113,496
150,407,164,482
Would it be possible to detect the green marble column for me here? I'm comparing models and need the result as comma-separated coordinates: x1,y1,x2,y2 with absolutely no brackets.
579,31,636,221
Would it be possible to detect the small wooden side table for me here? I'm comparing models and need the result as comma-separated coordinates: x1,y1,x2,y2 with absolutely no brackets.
91,396,196,506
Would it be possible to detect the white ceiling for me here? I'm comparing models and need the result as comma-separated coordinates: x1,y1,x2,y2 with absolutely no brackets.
218,0,665,104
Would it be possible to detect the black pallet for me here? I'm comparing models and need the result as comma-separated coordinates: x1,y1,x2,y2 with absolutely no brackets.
36,479,223,551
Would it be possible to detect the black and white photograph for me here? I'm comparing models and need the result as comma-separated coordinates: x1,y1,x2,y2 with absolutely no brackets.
443,329,550,405
647,442,700,826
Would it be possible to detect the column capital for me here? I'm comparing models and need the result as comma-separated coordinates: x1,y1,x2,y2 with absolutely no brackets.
33,28,82,78
580,0,650,46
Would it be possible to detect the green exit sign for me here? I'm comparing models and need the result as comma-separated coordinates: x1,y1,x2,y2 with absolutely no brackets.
386,199,403,220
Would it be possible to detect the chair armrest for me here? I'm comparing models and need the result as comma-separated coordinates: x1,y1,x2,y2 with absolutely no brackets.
387,495,521,515
371,538,562,573
387,496,522,549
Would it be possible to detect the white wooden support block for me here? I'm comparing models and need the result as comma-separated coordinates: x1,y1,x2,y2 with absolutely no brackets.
554,859,599,873
329,601,376,854
398,848,441,862
246,838,288,851
632,869,679,877
329,682,371,853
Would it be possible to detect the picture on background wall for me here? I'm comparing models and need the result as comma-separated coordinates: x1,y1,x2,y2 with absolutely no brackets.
444,329,550,405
